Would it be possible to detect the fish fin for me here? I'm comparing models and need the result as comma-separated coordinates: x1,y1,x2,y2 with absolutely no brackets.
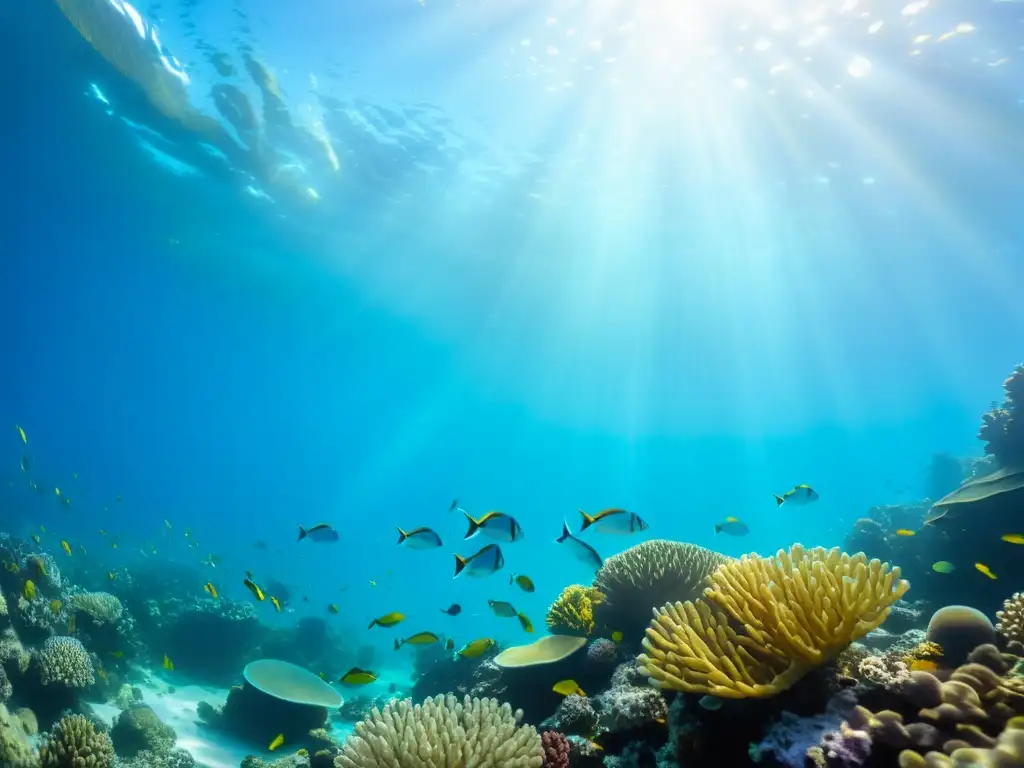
396,527,408,545
297,526,307,541
714,524,722,534
578,508,596,531
367,619,377,629
556,520,571,543
453,554,468,578
393,639,400,651
773,494,785,506
463,511,480,538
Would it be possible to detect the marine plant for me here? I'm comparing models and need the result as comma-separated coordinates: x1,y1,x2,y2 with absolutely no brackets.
37,713,115,768
545,585,605,637
591,539,730,642
333,693,543,767
639,544,909,698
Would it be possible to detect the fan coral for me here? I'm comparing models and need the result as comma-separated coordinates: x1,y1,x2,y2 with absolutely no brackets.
545,586,604,637
979,364,1024,468
37,636,96,688
66,592,123,624
997,592,1024,647
540,731,570,768
334,694,543,768
639,545,909,698
38,713,115,768
592,539,730,641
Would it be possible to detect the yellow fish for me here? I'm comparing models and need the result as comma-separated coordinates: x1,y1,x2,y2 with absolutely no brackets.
327,604,340,614
111,651,124,659
340,666,378,685
61,541,72,556
23,580,37,600
243,579,265,601
458,638,495,658
895,529,915,537
3,561,18,574
39,525,46,533
510,574,535,592
910,659,938,672
204,583,219,600
50,600,62,616
68,614,76,634
268,734,284,752
611,630,624,643
97,667,108,682
269,596,282,613
517,612,534,633
163,654,174,671
368,612,405,629
394,632,440,649
932,561,955,574
552,679,585,697
30,556,47,578
975,563,997,580
31,534,41,546
1002,534,1024,545
108,571,117,581
368,580,377,587
16,425,27,443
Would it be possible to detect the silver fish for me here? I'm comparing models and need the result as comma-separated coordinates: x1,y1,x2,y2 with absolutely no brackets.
555,520,602,571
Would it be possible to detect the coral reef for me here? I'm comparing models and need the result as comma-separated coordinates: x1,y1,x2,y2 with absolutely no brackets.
996,592,1024,650
979,364,1024,468
545,586,604,637
586,638,619,666
547,694,597,736
640,545,909,698
198,680,328,748
925,605,996,666
37,636,95,688
592,539,730,642
1,701,37,768
37,713,115,768
113,748,196,768
110,705,176,757
334,694,543,768
594,661,667,734
65,592,123,624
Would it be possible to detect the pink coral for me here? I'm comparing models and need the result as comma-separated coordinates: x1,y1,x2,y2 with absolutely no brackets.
541,730,570,768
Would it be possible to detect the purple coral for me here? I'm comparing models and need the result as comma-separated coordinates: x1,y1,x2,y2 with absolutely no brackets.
541,730,570,768
753,691,857,768
586,638,618,665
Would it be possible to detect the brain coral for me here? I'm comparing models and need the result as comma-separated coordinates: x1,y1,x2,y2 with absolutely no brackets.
38,636,95,688
334,694,543,768
592,539,730,642
38,713,115,768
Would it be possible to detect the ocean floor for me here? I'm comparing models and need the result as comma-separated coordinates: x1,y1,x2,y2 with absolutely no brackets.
88,668,409,767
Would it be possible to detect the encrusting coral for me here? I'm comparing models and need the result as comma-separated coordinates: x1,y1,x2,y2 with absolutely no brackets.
333,694,543,768
37,713,115,768
37,636,95,688
592,540,730,642
545,585,605,637
639,544,910,698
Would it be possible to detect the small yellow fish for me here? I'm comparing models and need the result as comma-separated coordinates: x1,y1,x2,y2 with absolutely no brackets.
73,472,78,479
111,541,118,550
895,529,915,537
163,654,174,671
340,666,378,685
50,600,62,616
458,638,495,658
975,563,997,580
517,612,534,633
368,580,377,587
30,556,47,577
932,561,955,574
318,672,328,681
55,487,61,497
368,612,405,629
68,614,76,633
910,659,938,672
611,630,623,643
108,571,117,581
39,525,46,533
16,425,27,443
97,667,108,682
243,579,265,601
204,582,219,600
3,561,18,574
31,534,41,545
111,651,124,659
61,540,72,556
552,679,585,697
394,632,440,649
268,734,284,752
510,574,535,592
270,596,282,612
1002,534,1024,545
164,520,172,530
23,580,36,600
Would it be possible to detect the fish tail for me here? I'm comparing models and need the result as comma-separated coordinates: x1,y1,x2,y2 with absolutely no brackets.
297,526,308,541
509,574,514,585
453,554,468,578
556,520,571,543
462,511,480,538
396,527,408,545
393,639,401,651
714,524,722,534
368,619,377,629
773,495,785,506
578,508,595,531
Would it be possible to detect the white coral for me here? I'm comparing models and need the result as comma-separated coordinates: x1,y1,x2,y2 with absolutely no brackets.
996,592,1024,644
38,636,95,688
335,694,543,768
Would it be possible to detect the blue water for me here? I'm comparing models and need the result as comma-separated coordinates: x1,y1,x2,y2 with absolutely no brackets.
3,0,1024,667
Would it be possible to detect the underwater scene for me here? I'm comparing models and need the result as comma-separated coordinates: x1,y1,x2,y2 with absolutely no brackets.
3,0,1024,766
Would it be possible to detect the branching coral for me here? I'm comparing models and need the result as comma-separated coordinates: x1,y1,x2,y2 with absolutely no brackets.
639,545,910,699
592,540,730,641
37,636,95,688
38,713,115,768
66,592,123,624
545,586,604,637
334,694,543,767
979,364,1024,468
997,593,1024,647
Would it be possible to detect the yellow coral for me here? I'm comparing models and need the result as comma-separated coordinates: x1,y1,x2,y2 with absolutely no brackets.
639,544,910,699
545,585,605,637
902,641,943,669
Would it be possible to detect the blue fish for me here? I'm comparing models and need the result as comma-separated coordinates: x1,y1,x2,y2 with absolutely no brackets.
297,523,339,543
453,543,504,578
773,485,819,507
556,520,603,571
396,526,443,549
